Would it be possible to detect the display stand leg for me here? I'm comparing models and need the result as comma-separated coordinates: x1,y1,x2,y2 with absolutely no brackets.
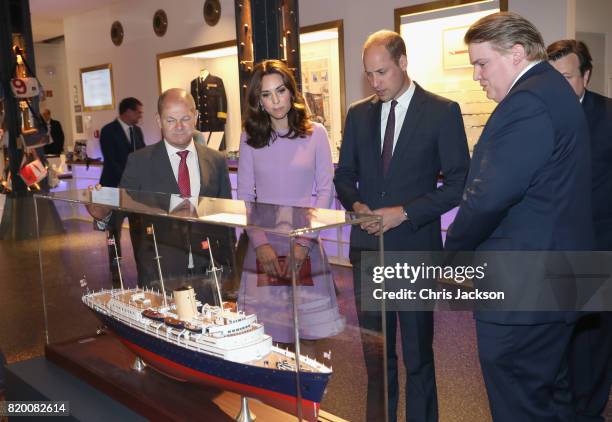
235,396,256,422
132,357,147,372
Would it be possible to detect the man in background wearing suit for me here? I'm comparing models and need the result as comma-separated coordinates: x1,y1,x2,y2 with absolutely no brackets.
119,88,232,304
99,97,145,287
334,30,469,422
41,108,64,155
445,13,594,421
548,39,612,422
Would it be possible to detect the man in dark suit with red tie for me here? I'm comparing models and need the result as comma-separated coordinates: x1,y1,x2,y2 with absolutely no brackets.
334,30,470,422
547,39,612,422
119,88,232,304
445,13,594,421
99,97,145,287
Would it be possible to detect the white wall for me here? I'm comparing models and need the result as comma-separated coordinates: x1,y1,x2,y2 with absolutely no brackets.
509,0,576,46
576,0,612,96
34,40,72,149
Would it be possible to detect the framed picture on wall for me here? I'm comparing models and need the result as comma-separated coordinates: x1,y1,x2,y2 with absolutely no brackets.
299,20,346,162
80,63,115,111
442,26,471,70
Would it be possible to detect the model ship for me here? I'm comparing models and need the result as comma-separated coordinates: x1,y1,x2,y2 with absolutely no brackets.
82,227,332,421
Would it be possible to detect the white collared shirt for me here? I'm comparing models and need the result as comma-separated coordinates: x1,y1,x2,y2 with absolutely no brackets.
380,80,416,153
507,60,541,95
164,140,201,270
164,139,201,199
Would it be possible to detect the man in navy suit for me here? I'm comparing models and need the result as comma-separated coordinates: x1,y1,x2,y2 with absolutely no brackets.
548,39,612,422
334,30,469,421
99,97,146,287
445,13,594,421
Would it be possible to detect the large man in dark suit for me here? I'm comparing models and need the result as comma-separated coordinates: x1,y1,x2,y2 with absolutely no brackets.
334,30,470,422
548,39,612,422
99,97,146,287
119,88,232,304
445,13,594,421
41,109,64,155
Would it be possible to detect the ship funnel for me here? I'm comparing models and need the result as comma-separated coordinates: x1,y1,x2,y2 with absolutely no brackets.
174,286,197,321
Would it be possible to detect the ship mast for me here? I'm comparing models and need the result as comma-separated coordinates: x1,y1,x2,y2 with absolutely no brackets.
206,237,224,308
149,224,168,307
110,235,124,290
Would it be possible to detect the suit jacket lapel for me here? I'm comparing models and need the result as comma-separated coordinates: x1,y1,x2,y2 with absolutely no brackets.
113,119,130,146
385,83,426,179
582,90,596,126
194,143,209,196
152,141,180,194
369,98,384,175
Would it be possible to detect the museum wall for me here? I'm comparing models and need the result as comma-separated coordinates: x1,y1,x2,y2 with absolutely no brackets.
63,0,236,157
299,0,578,106
575,0,612,96
60,0,584,157
34,40,73,149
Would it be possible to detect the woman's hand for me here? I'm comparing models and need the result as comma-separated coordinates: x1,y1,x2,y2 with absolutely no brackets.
255,244,282,277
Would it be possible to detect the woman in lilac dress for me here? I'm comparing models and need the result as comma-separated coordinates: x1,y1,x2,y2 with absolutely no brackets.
237,59,344,343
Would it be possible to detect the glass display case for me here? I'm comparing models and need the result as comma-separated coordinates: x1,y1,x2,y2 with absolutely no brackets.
34,188,384,422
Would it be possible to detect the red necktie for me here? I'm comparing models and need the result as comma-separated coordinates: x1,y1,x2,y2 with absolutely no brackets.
381,100,397,176
177,150,191,197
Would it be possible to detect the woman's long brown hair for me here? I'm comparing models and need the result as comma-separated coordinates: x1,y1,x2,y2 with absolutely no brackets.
243,59,312,149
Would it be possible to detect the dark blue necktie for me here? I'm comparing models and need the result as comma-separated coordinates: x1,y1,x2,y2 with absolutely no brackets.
381,100,397,175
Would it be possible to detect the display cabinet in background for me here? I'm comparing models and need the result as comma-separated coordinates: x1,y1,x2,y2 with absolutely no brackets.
34,188,384,421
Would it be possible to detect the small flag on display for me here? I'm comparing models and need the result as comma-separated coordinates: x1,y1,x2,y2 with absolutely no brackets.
201,240,209,250
79,277,87,287
107,237,115,246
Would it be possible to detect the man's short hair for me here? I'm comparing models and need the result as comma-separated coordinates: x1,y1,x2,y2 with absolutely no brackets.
363,30,406,64
464,12,546,61
157,88,196,115
119,97,142,115
546,39,593,79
